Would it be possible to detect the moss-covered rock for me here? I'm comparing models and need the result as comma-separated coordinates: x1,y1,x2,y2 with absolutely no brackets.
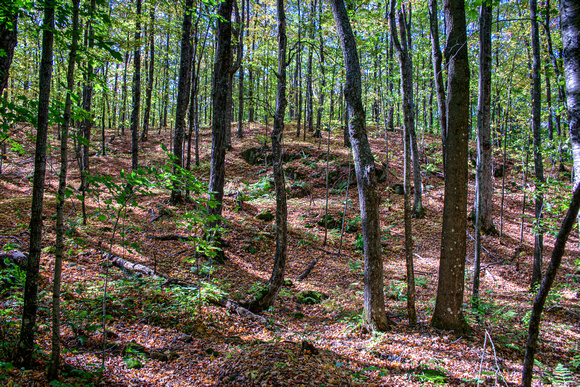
296,290,329,305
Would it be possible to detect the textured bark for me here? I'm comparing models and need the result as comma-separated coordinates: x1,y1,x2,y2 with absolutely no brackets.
237,0,246,139
130,0,142,175
246,0,288,313
141,8,155,142
428,0,447,170
561,0,580,195
208,0,233,222
48,0,79,379
521,183,580,386
390,1,424,219
475,1,494,235
170,0,194,204
432,0,471,334
530,0,545,288
120,51,130,135
389,0,416,326
473,0,493,305
16,0,55,368
330,0,389,332
0,5,18,97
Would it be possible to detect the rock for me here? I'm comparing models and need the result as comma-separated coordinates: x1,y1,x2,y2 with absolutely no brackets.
149,351,169,362
296,290,329,305
123,341,146,355
392,183,404,195
256,211,275,222
177,334,192,343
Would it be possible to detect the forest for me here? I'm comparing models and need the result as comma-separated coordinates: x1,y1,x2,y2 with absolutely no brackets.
0,0,579,385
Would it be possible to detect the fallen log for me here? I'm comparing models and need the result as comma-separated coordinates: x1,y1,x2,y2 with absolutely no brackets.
297,250,319,281
210,297,267,324
107,254,165,280
146,234,194,241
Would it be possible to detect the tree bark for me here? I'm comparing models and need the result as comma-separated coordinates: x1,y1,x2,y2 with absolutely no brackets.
16,0,55,368
432,0,471,334
48,1,79,379
0,4,18,97
330,0,390,332
246,0,288,313
530,0,545,289
561,0,580,195
389,0,416,326
130,0,142,178
208,0,234,224
141,8,155,142
475,0,495,235
170,0,194,204
521,183,580,387
428,0,447,171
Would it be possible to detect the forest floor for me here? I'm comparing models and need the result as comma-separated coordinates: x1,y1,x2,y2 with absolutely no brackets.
0,121,579,386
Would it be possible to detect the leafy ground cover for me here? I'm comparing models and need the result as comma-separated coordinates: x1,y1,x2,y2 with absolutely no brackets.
0,123,579,386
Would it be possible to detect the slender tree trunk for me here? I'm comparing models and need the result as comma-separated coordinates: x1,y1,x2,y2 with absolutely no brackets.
237,0,246,139
0,5,18,97
521,183,580,387
130,0,142,177
330,0,390,332
208,0,233,224
48,0,79,379
432,0,471,334
246,0,288,313
389,0,417,325
141,8,155,142
473,0,493,305
476,1,495,236
530,0,545,288
80,0,96,226
15,0,55,368
428,0,447,171
170,0,194,204
120,51,130,136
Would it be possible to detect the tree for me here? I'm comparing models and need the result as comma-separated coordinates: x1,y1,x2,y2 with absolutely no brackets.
561,0,580,194
389,0,416,325
530,0,544,288
246,0,288,313
475,0,494,235
330,0,390,332
208,0,233,224
141,8,155,142
428,0,447,169
473,0,493,305
0,2,18,97
15,0,55,368
521,183,580,386
48,0,80,379
170,0,194,204
432,0,471,334
130,0,142,177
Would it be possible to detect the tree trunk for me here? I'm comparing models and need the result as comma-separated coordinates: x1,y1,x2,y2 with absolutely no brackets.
475,1,494,236
246,0,288,313
389,0,416,326
428,0,447,171
141,8,155,142
120,51,130,136
530,0,544,288
432,0,471,334
170,0,194,204
561,0,580,195
208,0,233,224
330,0,390,332
15,0,55,368
473,0,493,305
48,0,79,379
130,0,142,177
521,183,580,386
0,5,18,97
